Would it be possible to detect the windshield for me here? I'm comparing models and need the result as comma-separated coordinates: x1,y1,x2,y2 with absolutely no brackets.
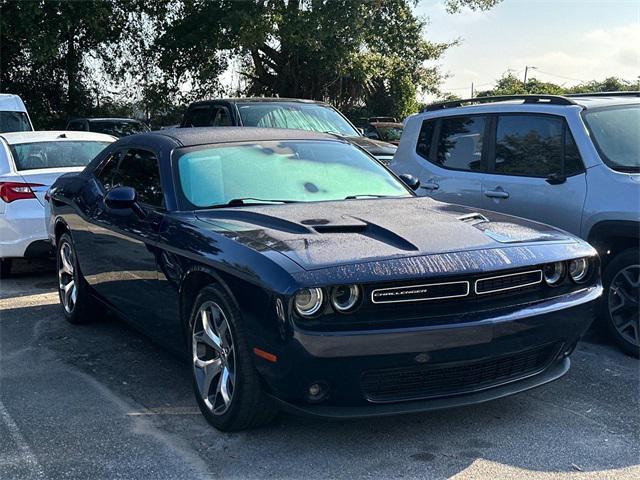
237,102,359,136
0,111,31,133
11,141,111,171
177,140,410,208
582,105,640,172
375,126,403,142
89,120,149,138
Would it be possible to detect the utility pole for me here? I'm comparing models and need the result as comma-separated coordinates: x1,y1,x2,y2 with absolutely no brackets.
471,82,474,98
523,66,536,84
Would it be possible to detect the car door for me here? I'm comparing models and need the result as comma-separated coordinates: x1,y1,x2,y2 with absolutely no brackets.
83,147,167,326
481,113,587,235
410,114,488,208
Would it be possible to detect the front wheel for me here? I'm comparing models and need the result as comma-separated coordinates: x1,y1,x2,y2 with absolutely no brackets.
189,284,278,431
57,233,93,324
602,248,639,357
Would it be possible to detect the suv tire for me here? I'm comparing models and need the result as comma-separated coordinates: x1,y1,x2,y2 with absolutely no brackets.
602,248,639,357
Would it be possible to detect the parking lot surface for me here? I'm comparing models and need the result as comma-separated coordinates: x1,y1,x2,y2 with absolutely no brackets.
1,260,639,480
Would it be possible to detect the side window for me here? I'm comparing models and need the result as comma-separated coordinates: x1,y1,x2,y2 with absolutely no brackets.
415,120,435,161
211,106,233,126
494,115,563,177
67,120,83,131
113,149,164,207
185,106,213,127
564,129,584,176
95,152,121,190
435,116,485,171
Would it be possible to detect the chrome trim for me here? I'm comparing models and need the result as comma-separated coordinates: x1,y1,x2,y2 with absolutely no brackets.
475,270,543,295
371,281,470,304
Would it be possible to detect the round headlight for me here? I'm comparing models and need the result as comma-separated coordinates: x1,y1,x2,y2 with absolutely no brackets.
544,261,566,286
569,258,590,283
294,288,324,317
331,285,361,312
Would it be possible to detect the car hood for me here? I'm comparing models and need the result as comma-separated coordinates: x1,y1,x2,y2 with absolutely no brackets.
344,136,397,156
195,197,575,271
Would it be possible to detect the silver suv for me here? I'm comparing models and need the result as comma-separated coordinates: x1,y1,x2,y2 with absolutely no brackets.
390,93,639,356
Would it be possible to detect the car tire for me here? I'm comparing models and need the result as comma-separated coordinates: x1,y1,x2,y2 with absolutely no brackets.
189,284,278,431
602,248,639,357
57,233,93,324
0,258,12,279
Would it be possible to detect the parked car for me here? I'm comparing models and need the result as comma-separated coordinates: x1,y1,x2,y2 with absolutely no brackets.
0,94,34,133
390,93,639,356
180,98,397,164
0,131,114,277
364,121,404,145
48,127,601,431
66,117,150,138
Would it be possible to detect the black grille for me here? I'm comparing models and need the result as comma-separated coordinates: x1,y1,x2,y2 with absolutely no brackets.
475,270,542,295
360,343,560,403
371,281,469,304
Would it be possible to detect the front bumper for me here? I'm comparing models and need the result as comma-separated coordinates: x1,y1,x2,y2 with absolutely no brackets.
253,285,601,417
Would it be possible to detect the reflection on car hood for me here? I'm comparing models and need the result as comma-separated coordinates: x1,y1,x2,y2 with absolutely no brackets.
344,136,397,156
196,197,575,271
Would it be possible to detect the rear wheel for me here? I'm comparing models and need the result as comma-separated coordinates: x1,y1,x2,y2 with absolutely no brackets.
57,233,93,324
603,248,639,357
0,259,12,279
189,284,277,431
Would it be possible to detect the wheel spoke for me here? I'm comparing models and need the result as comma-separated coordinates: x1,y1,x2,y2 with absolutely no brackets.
60,246,74,275
196,358,222,399
218,367,232,406
621,269,640,288
64,280,75,306
201,309,223,350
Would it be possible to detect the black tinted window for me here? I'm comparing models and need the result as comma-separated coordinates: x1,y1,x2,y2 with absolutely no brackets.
211,107,232,126
113,149,163,207
494,115,562,176
565,130,584,175
416,120,435,160
185,107,212,127
96,153,121,190
435,116,484,171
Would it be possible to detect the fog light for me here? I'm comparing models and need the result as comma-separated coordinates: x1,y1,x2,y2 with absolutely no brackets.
306,382,329,403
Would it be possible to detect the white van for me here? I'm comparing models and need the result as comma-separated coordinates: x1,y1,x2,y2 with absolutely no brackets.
0,94,34,133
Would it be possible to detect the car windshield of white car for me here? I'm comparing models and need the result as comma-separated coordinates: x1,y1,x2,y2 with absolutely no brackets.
10,141,111,171
177,140,411,208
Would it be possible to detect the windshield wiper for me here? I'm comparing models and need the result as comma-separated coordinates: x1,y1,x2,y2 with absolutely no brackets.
210,197,297,208
344,194,393,199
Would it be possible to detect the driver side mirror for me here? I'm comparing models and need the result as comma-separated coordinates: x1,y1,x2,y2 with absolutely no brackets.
104,186,146,218
399,174,420,191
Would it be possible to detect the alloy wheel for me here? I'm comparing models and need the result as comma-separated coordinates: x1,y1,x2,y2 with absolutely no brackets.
58,241,78,314
192,301,236,415
608,264,640,347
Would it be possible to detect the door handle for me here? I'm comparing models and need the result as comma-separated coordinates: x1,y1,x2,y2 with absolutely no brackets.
484,189,509,199
421,181,439,191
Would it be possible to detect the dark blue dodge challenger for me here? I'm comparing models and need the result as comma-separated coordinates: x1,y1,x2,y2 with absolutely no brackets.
48,128,602,431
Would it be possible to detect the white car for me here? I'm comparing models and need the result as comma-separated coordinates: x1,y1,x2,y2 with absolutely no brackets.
0,131,114,277
0,94,34,133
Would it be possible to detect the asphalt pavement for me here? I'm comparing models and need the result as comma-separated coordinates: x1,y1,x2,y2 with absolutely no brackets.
1,259,638,479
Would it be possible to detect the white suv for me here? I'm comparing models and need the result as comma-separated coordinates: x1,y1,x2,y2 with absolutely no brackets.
0,131,114,277
391,93,639,356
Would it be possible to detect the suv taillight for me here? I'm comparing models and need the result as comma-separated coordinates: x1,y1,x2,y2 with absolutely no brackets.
0,182,44,203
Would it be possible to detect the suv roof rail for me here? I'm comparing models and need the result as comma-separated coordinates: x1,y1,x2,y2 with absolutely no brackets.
422,94,578,112
564,91,640,98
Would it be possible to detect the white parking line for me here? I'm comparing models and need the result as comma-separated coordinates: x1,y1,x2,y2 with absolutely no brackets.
0,400,47,480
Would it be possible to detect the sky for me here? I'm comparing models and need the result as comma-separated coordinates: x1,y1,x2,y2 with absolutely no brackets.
416,0,640,99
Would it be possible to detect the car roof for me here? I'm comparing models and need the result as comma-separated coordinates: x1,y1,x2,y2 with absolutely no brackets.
565,95,640,109
370,122,403,127
0,94,27,112
188,97,329,107
116,127,343,149
0,131,116,145
69,117,145,123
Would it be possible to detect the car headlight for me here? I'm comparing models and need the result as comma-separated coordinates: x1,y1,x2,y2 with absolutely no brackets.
544,261,565,286
331,285,361,312
569,258,590,283
294,288,324,317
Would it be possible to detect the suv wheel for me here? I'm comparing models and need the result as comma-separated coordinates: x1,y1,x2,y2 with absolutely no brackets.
603,248,639,357
189,284,278,431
